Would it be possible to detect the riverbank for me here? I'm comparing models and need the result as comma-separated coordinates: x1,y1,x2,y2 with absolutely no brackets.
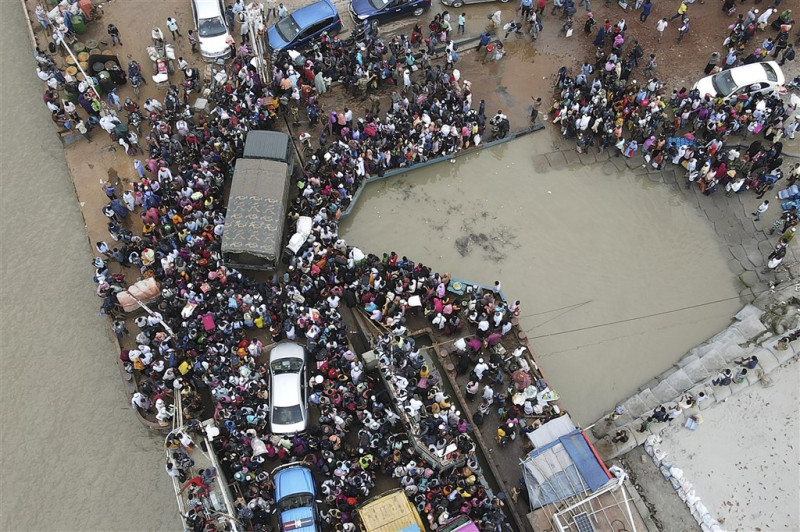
7,0,799,530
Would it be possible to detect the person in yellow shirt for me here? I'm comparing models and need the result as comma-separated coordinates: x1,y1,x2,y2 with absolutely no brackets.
670,1,687,21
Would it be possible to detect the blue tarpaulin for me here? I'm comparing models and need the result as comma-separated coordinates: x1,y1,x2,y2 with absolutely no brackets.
522,430,611,510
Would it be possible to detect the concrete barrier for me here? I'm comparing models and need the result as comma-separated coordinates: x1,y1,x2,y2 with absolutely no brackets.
591,303,800,458
339,125,543,220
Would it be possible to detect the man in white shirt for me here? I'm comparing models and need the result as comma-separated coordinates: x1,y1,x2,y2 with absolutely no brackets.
655,18,668,42
131,392,151,411
474,358,489,380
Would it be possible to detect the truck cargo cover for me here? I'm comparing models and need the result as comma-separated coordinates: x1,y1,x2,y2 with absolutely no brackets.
222,158,289,265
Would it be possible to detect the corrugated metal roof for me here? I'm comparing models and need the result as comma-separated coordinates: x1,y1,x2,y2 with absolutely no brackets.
243,131,291,162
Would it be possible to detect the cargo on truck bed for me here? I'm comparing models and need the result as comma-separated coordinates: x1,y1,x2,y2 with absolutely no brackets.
355,489,424,532
221,158,289,271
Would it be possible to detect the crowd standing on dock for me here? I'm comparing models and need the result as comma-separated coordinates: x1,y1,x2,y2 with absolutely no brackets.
547,3,800,266
29,3,570,530
31,0,799,528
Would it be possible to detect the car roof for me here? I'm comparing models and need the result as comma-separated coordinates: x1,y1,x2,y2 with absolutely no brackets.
728,61,782,86
272,373,303,406
274,465,315,500
270,341,305,362
193,0,223,19
292,0,338,26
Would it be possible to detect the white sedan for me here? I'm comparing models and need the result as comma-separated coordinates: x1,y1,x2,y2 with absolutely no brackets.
269,342,308,435
693,61,786,103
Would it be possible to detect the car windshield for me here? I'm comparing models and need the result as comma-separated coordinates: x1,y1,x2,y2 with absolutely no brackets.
276,15,301,41
278,493,313,513
761,63,778,82
711,70,737,96
369,0,391,9
271,358,303,374
273,404,304,425
198,16,227,37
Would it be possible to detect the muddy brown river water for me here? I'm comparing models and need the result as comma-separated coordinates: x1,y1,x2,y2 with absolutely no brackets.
341,138,741,424
0,5,176,531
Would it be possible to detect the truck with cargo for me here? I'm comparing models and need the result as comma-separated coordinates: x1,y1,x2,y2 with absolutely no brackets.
221,131,295,271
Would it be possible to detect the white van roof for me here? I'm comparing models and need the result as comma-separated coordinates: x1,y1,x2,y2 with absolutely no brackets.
193,0,223,19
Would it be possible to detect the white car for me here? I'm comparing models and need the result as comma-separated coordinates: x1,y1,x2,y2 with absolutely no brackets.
269,342,308,435
693,61,786,103
190,0,232,62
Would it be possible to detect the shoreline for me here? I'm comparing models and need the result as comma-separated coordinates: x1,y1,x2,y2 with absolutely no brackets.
11,0,799,530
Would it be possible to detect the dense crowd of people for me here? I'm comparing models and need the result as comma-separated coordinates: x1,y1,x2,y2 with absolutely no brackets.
37,0,800,528
29,4,567,529
549,6,799,254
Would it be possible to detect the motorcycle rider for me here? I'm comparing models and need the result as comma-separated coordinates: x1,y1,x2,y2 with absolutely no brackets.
123,98,139,115
490,110,510,139
127,60,145,83
184,67,199,90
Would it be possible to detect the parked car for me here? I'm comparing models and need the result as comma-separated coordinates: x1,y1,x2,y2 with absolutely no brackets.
693,61,786,103
190,0,232,62
349,0,431,24
441,0,508,8
267,0,342,51
269,342,308,434
273,463,321,532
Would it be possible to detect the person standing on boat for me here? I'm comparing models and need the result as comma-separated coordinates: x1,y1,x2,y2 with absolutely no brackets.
474,358,489,381
131,391,151,412
166,461,187,482
199,467,217,486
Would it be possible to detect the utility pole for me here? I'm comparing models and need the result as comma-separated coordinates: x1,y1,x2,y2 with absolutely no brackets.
244,3,272,84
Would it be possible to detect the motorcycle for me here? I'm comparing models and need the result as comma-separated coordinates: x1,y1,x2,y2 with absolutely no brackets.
489,113,510,140
128,110,143,135
344,20,379,47
127,59,146,97
788,76,800,91
182,67,199,105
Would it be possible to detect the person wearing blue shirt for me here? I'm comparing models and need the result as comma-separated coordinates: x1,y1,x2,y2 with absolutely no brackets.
640,0,653,22
476,32,491,51
520,0,533,19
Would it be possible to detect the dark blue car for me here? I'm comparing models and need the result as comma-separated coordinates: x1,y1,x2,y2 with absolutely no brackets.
267,0,342,52
349,0,431,24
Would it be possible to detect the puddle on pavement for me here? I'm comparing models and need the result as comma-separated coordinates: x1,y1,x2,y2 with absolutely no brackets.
341,135,741,424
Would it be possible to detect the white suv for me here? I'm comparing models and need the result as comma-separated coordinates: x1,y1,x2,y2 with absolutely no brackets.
190,0,232,62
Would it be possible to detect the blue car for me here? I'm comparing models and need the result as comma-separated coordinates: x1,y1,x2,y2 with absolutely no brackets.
349,0,431,24
273,463,321,532
267,0,342,52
